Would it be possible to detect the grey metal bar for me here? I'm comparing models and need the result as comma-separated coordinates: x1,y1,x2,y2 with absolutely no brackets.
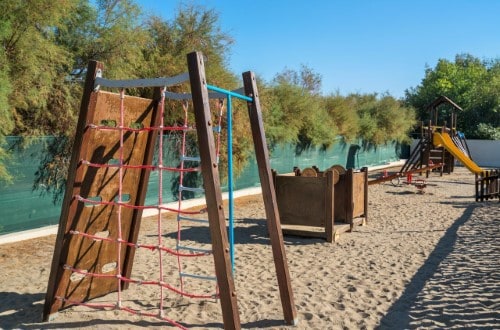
179,185,204,193
180,156,201,162
177,215,209,224
94,72,189,89
179,272,217,281
177,245,212,254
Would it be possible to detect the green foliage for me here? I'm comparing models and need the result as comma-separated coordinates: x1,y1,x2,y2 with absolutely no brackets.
476,123,500,140
405,54,500,139
262,66,416,153
323,94,359,142
0,1,77,134
262,65,337,153
354,94,416,145
0,0,417,189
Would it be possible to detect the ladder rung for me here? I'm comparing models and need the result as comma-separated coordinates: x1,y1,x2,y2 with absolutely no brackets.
177,245,212,254
181,156,200,162
177,215,209,223
179,185,204,193
179,272,217,281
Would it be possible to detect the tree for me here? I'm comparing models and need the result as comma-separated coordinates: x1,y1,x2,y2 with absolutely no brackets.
0,0,80,182
353,93,416,146
262,66,337,153
405,54,500,139
31,2,241,198
322,93,359,142
0,21,13,182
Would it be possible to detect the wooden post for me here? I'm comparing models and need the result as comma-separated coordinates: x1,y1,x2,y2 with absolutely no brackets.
43,61,103,320
187,52,241,329
325,170,334,243
475,173,480,202
345,169,354,231
362,167,368,223
242,71,298,326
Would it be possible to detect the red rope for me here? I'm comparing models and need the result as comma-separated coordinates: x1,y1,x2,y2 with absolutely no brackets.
87,123,194,133
71,91,221,326
63,264,217,300
69,230,211,257
54,296,187,329
74,194,204,215
80,160,200,173
116,88,126,306
157,88,166,310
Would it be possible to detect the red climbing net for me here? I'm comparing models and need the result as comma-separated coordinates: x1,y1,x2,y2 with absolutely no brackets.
59,87,226,329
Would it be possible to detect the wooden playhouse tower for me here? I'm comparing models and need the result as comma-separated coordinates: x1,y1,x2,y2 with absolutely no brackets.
399,96,471,177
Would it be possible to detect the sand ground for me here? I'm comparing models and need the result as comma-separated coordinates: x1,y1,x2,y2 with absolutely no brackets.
0,167,498,329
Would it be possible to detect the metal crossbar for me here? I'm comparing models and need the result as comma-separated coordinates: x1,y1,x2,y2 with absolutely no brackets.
177,215,209,224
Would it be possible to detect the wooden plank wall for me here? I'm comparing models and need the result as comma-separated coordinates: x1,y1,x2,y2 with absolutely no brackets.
44,61,160,319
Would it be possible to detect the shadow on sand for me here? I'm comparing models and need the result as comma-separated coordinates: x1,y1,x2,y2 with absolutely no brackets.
378,201,499,329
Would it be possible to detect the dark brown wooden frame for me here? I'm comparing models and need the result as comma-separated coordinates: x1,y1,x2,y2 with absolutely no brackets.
44,52,297,329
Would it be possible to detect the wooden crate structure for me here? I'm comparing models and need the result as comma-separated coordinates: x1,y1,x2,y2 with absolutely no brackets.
273,167,368,242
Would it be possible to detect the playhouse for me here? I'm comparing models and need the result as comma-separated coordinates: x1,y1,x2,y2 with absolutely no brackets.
273,165,368,242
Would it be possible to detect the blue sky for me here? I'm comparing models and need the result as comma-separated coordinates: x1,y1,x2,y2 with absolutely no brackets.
136,0,500,98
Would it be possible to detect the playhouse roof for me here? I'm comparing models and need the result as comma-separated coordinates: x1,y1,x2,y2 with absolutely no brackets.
426,95,464,113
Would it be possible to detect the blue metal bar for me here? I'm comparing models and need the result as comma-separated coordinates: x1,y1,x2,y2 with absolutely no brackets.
207,84,253,102
227,95,235,273
206,83,252,274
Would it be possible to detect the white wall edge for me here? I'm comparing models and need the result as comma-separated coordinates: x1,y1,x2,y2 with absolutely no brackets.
0,186,263,245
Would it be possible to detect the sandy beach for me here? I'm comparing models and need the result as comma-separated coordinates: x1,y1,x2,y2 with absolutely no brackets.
0,167,498,329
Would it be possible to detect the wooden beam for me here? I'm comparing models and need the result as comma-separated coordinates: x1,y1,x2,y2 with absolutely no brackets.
187,51,241,330
43,61,103,320
362,167,368,223
325,170,334,242
242,71,297,326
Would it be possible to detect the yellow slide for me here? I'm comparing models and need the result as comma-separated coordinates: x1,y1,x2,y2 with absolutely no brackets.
433,132,483,174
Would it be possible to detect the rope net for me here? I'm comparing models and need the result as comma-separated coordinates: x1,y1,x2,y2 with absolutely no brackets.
59,86,226,329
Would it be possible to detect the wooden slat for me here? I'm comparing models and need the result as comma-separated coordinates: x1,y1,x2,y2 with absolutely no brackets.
362,167,368,223
43,61,102,320
334,174,348,222
243,71,297,326
275,176,327,227
324,170,334,243
187,51,241,329
121,87,162,290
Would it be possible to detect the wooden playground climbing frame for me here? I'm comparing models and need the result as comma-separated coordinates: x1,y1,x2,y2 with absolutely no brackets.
43,52,297,329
